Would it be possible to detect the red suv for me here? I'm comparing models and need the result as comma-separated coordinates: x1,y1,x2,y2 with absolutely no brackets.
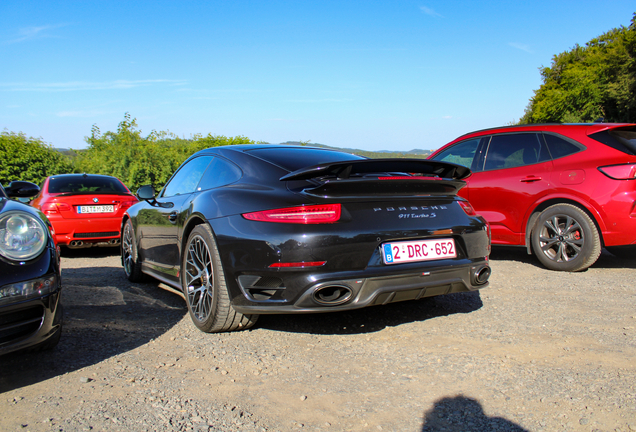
429,123,636,271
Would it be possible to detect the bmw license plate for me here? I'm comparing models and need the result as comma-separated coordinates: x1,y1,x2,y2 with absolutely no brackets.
77,205,114,214
382,238,456,265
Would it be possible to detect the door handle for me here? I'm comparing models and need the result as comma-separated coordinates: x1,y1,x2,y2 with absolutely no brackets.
169,211,178,222
520,176,542,183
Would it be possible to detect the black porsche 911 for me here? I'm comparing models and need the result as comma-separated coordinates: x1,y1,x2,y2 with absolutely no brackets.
121,144,491,333
0,181,63,355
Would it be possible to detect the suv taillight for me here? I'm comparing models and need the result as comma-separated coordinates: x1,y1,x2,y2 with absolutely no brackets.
243,204,341,224
598,164,636,180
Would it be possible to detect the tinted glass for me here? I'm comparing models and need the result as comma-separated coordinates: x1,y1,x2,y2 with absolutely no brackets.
432,139,480,169
163,156,213,197
484,133,546,171
543,133,584,159
610,130,636,152
248,147,364,172
589,127,636,155
48,175,129,193
197,157,242,191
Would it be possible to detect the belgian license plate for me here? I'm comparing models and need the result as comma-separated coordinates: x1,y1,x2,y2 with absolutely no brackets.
77,205,114,214
382,238,456,265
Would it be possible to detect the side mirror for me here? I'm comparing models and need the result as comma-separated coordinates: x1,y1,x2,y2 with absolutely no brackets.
136,185,173,208
5,181,40,198
136,185,156,201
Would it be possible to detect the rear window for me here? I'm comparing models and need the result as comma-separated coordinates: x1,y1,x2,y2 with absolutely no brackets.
48,175,129,194
589,127,636,155
247,147,365,172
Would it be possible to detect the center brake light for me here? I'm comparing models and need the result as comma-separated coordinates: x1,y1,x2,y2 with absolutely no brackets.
378,176,442,181
243,204,341,224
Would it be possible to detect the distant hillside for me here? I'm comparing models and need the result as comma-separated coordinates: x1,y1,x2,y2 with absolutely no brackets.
54,142,432,160
54,148,82,158
279,141,431,159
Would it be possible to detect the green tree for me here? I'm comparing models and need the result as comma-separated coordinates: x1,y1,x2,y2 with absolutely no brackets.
74,113,255,191
521,13,636,124
0,130,74,186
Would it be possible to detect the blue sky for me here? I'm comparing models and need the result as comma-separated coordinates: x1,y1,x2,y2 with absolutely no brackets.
1,1,634,152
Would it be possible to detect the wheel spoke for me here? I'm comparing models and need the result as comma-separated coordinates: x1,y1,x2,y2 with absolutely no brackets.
185,235,214,321
123,225,133,273
545,217,560,236
538,213,586,263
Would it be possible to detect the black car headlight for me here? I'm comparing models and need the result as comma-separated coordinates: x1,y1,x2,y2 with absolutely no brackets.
0,211,48,261
0,275,57,305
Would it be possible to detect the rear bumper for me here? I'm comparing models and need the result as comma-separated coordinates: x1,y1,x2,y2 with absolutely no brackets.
50,217,122,245
231,258,490,314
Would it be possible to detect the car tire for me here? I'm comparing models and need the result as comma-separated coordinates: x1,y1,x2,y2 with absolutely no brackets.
181,224,258,333
531,204,601,272
122,219,145,282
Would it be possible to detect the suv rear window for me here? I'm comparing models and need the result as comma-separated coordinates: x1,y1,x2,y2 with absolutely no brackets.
589,127,636,155
48,175,129,194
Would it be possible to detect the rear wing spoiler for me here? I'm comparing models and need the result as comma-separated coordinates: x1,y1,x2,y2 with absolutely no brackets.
280,159,472,198
280,158,471,181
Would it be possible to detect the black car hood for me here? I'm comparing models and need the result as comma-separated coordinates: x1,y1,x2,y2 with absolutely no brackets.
0,197,50,222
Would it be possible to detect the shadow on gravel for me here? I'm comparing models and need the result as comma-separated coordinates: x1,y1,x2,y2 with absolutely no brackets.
489,245,636,270
421,395,529,432
257,290,483,335
0,248,186,393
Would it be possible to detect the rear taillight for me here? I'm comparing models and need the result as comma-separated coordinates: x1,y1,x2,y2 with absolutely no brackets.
459,201,477,216
119,200,138,210
243,204,341,224
598,164,636,180
42,202,71,215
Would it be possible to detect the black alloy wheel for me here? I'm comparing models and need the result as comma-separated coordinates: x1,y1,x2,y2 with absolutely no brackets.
122,219,145,282
531,204,601,272
181,224,258,333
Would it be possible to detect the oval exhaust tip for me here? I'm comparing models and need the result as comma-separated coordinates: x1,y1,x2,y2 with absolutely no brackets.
313,285,353,306
475,266,491,285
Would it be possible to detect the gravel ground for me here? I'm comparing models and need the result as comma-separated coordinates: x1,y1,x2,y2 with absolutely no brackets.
1,246,635,432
